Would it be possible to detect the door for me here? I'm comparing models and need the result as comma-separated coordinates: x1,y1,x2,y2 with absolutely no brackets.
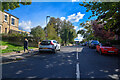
5,28,7,33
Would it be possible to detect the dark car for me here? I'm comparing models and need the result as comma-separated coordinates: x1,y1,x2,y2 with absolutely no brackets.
89,40,99,48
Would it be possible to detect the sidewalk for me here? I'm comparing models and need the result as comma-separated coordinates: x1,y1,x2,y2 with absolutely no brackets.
1,48,38,63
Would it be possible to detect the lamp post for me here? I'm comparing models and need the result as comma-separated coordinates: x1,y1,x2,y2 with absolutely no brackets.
45,16,50,40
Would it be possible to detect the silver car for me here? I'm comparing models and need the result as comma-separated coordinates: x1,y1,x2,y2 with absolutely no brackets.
38,40,60,53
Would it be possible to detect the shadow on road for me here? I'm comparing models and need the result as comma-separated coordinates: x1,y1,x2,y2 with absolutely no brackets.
80,46,120,80
2,47,78,79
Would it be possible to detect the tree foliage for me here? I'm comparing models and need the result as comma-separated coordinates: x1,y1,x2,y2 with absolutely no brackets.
46,23,58,41
45,17,77,45
78,21,98,41
60,20,77,45
79,1,120,35
1,0,31,11
31,26,45,41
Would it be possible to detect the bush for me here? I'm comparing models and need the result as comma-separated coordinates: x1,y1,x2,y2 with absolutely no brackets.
100,40,120,45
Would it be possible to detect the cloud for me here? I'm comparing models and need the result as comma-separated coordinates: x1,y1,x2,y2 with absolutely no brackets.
72,0,79,2
67,12,85,23
74,26,78,30
60,17,66,21
19,21,32,32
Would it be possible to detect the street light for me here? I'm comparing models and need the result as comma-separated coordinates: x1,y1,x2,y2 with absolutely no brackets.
45,16,50,40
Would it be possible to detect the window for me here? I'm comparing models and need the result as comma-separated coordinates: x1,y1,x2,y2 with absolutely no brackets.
5,28,7,33
53,41,57,43
4,15,7,21
12,18,15,25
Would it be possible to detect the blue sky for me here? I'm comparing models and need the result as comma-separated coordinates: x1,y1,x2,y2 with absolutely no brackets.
6,2,97,33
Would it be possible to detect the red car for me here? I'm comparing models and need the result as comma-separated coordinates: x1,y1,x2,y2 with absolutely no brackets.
96,43,119,55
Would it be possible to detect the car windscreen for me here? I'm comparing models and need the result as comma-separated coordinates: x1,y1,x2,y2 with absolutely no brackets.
41,41,51,45
91,41,99,44
101,43,112,47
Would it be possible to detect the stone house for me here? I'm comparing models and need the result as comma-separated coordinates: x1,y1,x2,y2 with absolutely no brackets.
0,11,30,34
0,11,19,34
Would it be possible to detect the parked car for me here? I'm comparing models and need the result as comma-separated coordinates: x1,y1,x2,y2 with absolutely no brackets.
81,43,86,46
85,42,88,46
38,40,60,53
96,43,119,55
89,40,99,48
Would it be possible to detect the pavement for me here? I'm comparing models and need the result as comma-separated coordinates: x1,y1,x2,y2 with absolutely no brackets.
1,48,38,63
1,46,120,80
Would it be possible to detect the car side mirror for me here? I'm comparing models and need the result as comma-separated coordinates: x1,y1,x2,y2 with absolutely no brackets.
98,43,101,46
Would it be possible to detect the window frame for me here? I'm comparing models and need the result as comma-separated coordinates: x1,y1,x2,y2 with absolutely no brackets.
0,25,1,33
4,14,8,22
11,18,15,25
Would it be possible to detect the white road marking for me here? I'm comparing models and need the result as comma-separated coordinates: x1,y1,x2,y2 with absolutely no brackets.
76,48,80,80
77,48,79,60
76,62,80,80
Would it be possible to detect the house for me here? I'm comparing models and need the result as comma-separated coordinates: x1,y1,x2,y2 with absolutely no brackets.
0,11,30,34
0,11,19,34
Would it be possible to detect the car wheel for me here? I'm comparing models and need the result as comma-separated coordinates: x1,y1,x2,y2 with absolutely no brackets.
53,49,56,53
39,50,41,53
96,49,98,52
58,49,60,51
99,49,103,55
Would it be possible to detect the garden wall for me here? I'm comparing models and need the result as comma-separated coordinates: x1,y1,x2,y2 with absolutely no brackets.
2,36,39,47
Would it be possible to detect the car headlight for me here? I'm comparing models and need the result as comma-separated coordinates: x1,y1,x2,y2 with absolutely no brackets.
103,48,107,50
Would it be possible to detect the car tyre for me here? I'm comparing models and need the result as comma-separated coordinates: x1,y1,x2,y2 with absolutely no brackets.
39,50,41,53
53,49,56,53
96,49,98,52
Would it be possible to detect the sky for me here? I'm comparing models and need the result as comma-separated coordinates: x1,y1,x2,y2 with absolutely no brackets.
6,0,97,41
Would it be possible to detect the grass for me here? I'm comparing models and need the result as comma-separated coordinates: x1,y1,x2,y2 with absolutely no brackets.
0,41,36,53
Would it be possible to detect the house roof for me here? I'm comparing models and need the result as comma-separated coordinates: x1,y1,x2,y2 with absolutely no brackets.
4,11,19,19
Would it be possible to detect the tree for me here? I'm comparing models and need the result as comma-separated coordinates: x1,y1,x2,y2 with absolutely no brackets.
1,1,31,11
46,23,58,40
79,1,120,36
49,17,62,36
77,21,97,41
60,20,77,45
31,26,45,42
91,20,115,40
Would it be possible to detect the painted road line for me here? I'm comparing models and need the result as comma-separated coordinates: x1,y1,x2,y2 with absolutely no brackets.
77,48,79,60
76,62,80,80
76,48,80,80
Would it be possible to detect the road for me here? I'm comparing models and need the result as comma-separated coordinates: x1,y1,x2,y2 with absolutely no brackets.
2,46,120,80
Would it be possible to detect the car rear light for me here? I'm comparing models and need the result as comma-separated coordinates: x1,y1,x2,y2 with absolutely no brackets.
51,42,54,45
38,42,41,45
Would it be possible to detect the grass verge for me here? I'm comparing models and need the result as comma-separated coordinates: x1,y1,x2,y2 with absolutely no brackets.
0,41,36,53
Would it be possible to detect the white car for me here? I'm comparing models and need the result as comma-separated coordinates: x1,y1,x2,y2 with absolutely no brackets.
39,40,60,53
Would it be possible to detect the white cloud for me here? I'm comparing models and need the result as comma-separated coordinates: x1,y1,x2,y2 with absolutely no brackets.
74,26,78,30
67,12,85,23
60,17,66,21
19,21,32,32
72,0,79,2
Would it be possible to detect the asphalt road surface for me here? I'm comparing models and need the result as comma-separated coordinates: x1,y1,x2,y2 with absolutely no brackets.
2,46,120,80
